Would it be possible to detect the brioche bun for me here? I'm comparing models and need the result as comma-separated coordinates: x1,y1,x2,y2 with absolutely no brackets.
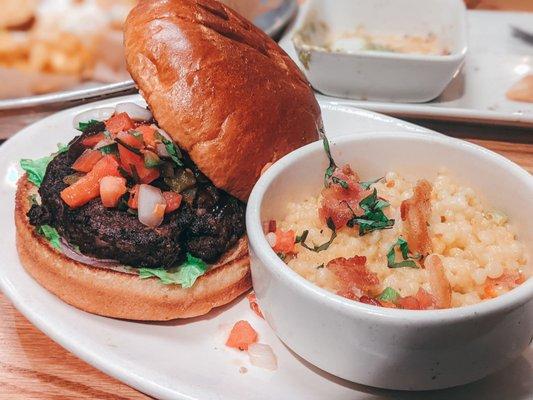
124,0,322,201
15,176,251,321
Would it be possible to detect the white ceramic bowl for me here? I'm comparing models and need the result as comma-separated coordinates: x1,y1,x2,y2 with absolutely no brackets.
292,0,468,103
246,133,533,390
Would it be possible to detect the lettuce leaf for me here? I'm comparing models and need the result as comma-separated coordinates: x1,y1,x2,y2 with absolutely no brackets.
37,225,61,250
138,253,208,288
20,156,53,187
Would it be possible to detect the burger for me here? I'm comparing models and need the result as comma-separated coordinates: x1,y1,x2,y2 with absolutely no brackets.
14,0,321,320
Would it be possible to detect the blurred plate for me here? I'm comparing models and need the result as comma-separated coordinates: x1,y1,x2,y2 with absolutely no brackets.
0,0,297,138
280,10,533,128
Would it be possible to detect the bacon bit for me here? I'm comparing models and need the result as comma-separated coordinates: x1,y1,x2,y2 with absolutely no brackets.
327,256,379,297
337,289,358,300
246,292,264,319
359,296,382,306
81,132,105,147
272,229,296,254
268,220,277,233
401,180,433,256
319,165,366,229
425,255,451,309
226,321,258,351
482,270,525,299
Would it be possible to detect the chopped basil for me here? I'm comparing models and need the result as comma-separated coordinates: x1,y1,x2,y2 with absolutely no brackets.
77,119,102,133
316,264,324,269
138,253,208,288
37,225,61,250
162,137,184,167
332,176,349,189
378,287,400,302
295,230,309,244
387,237,420,269
277,252,287,261
360,177,384,190
20,156,53,187
99,143,118,155
322,136,337,187
297,218,337,252
347,189,395,235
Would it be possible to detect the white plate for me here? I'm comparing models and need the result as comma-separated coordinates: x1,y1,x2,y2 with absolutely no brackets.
0,95,531,400
280,10,533,127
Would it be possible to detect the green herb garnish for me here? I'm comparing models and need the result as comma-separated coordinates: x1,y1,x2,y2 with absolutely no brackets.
386,237,420,269
138,253,208,288
347,189,395,235
332,176,349,189
378,287,400,302
297,218,337,252
77,119,101,132
277,252,286,261
37,225,61,250
162,137,184,167
360,177,384,190
322,136,337,187
99,143,118,155
57,143,69,154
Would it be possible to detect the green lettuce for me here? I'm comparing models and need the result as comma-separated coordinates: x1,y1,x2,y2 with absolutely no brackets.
20,156,53,187
138,253,208,288
37,225,61,250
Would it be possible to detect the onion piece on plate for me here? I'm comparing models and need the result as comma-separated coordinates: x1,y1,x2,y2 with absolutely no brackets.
73,107,116,129
138,184,166,228
248,343,278,371
115,102,153,122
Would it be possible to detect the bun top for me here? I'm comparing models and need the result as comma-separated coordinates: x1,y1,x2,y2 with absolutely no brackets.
124,0,322,201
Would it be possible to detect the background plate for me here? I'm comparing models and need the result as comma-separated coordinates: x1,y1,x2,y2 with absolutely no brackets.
280,10,533,127
0,95,531,400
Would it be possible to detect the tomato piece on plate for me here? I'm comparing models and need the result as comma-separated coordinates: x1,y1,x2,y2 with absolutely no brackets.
81,132,105,147
60,155,121,208
105,113,135,135
72,149,103,173
396,296,421,310
100,176,127,208
226,320,258,351
246,292,264,319
162,191,182,213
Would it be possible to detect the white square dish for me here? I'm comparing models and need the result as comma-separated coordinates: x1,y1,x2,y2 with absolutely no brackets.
292,0,468,103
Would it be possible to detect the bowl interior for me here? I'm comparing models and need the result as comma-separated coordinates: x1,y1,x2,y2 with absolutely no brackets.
257,133,532,270
294,0,467,57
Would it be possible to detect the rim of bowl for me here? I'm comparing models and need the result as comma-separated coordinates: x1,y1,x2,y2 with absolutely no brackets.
246,132,533,324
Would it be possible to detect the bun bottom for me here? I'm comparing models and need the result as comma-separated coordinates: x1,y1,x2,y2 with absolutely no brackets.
15,176,251,321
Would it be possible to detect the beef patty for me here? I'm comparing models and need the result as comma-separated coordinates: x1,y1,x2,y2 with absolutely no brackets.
27,133,246,269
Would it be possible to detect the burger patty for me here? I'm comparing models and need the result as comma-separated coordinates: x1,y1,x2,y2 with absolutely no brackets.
27,135,246,269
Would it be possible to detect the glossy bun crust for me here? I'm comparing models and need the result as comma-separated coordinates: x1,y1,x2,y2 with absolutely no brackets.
15,177,251,321
124,0,322,201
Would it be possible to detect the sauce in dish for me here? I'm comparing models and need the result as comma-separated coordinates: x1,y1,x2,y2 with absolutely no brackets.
264,139,530,310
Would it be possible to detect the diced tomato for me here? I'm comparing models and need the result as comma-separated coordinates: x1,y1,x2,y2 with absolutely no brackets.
81,132,105,147
414,288,437,310
319,165,367,229
61,155,121,208
128,185,139,209
327,256,379,297
359,296,382,307
105,113,135,135
482,270,525,299
162,191,182,214
396,296,421,310
137,124,157,148
226,320,258,351
116,131,143,149
100,176,127,208
268,220,276,233
272,229,296,254
246,292,264,319
72,149,103,173
116,132,160,184
138,167,160,184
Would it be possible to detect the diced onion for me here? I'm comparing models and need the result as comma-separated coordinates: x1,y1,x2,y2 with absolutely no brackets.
156,142,170,157
115,102,153,122
155,126,172,141
73,107,116,128
248,343,277,371
138,184,166,228
266,232,277,248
